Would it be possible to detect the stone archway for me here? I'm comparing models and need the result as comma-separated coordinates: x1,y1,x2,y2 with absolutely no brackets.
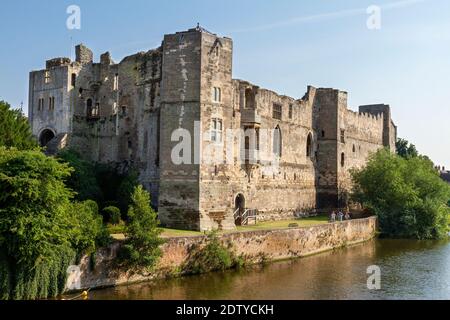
39,129,55,147
234,193,246,226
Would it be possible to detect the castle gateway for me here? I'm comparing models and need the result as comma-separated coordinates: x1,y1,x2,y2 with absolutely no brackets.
28,26,397,231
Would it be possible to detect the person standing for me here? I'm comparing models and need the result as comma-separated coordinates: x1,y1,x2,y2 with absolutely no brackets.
330,211,336,223
338,210,344,222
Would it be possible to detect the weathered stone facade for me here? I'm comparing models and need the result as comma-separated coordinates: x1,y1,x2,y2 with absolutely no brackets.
28,26,396,231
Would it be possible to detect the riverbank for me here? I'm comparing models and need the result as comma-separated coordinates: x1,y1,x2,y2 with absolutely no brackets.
65,217,377,293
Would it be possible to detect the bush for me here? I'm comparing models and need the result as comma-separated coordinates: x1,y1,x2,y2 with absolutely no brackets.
351,149,450,240
119,186,165,270
103,206,122,225
0,148,109,299
182,231,235,275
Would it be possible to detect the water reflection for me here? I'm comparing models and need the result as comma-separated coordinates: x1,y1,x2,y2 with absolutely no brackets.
86,239,450,300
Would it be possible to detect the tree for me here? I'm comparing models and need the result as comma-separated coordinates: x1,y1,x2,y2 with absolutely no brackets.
119,186,164,270
0,101,37,150
351,149,450,240
116,170,139,215
396,138,419,159
57,149,102,202
0,148,108,299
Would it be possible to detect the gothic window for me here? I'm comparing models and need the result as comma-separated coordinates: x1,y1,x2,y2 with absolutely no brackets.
353,144,356,153
272,104,282,120
211,118,223,143
289,104,293,119
273,126,282,157
306,133,313,158
341,153,345,167
212,87,221,103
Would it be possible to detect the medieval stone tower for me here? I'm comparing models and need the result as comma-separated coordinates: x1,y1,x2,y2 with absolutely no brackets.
28,26,397,231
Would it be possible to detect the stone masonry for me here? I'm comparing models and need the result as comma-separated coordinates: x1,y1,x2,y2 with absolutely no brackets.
28,26,397,231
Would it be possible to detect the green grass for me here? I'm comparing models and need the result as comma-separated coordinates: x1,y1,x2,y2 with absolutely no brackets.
235,216,329,232
107,216,330,238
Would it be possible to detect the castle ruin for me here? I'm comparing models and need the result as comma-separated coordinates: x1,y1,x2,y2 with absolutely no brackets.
28,26,397,231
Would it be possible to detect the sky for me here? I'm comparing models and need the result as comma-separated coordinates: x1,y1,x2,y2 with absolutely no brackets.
0,0,449,167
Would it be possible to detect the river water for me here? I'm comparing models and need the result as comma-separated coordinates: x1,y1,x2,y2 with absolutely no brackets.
86,239,450,300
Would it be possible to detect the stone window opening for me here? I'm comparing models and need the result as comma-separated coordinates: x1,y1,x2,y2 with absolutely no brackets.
289,104,293,119
38,98,45,111
121,106,127,115
113,73,119,91
245,88,255,109
272,104,282,120
215,46,220,57
353,144,356,153
44,71,51,84
321,130,325,138
86,99,99,118
71,73,76,87
214,165,219,176
340,129,345,143
273,126,282,158
212,87,221,103
48,97,55,111
211,118,223,143
341,153,345,168
306,133,313,158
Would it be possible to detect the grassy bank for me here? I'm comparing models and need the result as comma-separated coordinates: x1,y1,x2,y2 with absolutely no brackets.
108,216,330,239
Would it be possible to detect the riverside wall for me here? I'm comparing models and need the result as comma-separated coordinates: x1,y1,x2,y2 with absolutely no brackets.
65,217,377,292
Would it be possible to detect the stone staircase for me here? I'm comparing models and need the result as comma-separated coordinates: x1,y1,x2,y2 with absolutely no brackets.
45,133,69,155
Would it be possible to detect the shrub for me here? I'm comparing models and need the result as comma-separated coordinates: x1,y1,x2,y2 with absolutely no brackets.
103,206,122,225
119,186,165,270
182,231,234,275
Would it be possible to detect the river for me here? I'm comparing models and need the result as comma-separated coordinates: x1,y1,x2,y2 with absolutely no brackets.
85,239,450,300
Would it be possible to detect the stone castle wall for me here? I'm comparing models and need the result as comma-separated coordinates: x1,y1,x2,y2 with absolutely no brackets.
29,26,396,231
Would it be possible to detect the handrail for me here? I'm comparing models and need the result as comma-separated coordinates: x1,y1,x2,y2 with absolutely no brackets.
240,209,258,226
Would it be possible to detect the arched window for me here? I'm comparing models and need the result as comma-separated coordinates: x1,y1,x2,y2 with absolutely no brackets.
306,133,313,158
273,126,282,157
341,153,345,167
353,145,356,153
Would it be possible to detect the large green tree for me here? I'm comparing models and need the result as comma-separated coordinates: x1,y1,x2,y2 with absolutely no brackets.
0,148,108,300
351,149,450,240
0,101,36,150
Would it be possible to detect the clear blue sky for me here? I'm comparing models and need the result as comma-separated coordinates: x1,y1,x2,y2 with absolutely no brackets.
1,0,449,167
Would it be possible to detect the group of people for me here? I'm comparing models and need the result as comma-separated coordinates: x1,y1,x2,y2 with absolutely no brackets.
330,210,351,222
